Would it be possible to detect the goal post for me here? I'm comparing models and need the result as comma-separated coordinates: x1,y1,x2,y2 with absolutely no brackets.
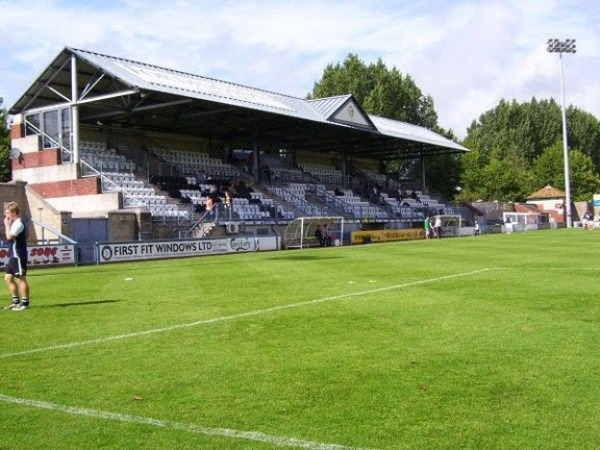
433,214,464,237
283,216,345,249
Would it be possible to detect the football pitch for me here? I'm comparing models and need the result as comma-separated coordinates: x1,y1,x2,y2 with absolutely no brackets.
2,229,600,449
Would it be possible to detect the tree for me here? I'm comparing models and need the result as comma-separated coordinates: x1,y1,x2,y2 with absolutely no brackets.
0,97,10,182
309,54,459,198
456,147,490,202
465,98,600,167
534,142,600,201
531,141,564,189
461,98,600,202
309,54,438,128
424,153,462,202
458,146,533,202
569,149,600,201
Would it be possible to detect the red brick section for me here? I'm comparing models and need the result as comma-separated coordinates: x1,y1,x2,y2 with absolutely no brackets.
547,210,565,223
11,148,61,170
29,178,101,198
10,123,24,139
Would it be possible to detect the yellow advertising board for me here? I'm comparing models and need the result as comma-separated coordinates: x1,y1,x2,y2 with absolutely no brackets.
351,228,424,245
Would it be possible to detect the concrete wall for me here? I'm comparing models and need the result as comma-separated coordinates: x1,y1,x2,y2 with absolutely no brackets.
14,163,78,184
107,211,138,241
12,135,41,154
25,185,73,242
0,181,29,218
0,181,74,244
46,192,121,218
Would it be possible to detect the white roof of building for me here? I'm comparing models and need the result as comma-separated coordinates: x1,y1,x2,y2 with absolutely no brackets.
10,47,469,158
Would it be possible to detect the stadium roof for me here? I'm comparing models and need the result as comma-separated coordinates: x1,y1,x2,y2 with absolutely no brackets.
10,47,469,160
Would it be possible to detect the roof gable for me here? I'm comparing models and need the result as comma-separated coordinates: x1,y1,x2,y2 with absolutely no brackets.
307,95,376,130
527,185,565,200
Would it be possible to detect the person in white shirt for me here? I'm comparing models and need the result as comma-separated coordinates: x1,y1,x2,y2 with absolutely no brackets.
434,216,442,238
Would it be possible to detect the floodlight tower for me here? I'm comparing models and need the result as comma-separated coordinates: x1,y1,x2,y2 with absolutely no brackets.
547,38,576,227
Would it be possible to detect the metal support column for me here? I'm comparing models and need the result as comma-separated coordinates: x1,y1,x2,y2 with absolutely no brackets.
71,55,80,164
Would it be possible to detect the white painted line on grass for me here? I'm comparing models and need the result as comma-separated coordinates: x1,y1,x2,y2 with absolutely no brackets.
0,394,368,449
0,268,489,360
493,267,600,270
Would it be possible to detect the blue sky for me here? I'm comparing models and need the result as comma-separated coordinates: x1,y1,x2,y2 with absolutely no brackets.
0,0,598,138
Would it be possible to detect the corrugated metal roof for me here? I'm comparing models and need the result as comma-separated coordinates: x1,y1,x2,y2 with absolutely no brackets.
370,115,467,152
70,49,468,151
70,48,325,123
307,95,352,118
11,47,470,156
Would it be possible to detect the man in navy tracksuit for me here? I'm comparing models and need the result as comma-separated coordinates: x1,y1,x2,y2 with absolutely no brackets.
4,202,30,311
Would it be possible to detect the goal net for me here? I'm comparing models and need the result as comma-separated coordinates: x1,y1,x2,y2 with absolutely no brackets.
283,216,345,249
433,214,464,237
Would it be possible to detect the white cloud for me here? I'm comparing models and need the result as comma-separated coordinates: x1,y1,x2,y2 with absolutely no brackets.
0,0,599,139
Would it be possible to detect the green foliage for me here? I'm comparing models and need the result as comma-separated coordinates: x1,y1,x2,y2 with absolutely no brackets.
309,54,438,128
461,98,600,202
465,98,600,163
459,148,533,202
310,54,461,198
0,97,10,182
568,149,600,201
423,153,461,201
531,140,564,188
456,147,489,201
3,231,600,448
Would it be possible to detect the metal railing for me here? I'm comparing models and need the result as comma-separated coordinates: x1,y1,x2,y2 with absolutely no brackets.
177,204,219,239
23,119,193,218
29,217,77,245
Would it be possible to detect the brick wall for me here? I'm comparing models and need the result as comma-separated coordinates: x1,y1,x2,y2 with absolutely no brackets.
10,123,24,139
29,178,100,198
12,148,61,171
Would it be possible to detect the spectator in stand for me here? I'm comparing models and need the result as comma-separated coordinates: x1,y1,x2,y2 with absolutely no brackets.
261,165,272,183
195,170,208,186
334,187,344,196
370,186,382,204
208,181,218,197
246,152,254,175
204,196,216,217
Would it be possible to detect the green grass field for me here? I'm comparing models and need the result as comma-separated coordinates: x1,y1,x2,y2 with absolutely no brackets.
2,229,600,449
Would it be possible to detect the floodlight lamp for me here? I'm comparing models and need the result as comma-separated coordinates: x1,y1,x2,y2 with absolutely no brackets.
546,38,576,54
547,38,559,53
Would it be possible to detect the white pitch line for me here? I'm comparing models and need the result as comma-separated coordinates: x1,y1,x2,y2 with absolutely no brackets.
0,268,489,360
0,394,368,450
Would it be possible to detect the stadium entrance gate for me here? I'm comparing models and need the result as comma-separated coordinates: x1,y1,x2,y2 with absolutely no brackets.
70,218,108,264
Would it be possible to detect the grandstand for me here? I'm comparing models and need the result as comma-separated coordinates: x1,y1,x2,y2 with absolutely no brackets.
6,47,470,258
